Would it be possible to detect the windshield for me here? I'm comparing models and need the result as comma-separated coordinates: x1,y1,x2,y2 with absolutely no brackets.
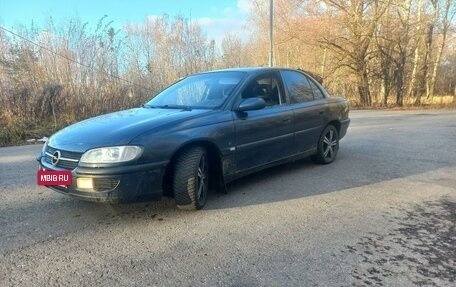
145,71,246,109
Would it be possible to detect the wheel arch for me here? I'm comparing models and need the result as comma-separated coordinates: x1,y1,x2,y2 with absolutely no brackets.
326,120,341,134
162,139,224,197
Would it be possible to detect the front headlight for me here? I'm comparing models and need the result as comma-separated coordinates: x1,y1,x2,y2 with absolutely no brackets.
80,146,143,164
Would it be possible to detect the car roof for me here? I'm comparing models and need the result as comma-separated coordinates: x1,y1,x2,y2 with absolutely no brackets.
199,67,296,74
196,67,323,84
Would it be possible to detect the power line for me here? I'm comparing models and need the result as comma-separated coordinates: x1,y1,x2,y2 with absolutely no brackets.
0,26,153,92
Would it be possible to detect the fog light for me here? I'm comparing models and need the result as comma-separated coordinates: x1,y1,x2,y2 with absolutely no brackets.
77,178,93,189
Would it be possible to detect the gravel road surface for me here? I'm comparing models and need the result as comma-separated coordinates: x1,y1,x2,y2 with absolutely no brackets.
1,110,455,286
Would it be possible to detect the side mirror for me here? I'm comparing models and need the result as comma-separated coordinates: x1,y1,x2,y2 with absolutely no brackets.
236,97,266,112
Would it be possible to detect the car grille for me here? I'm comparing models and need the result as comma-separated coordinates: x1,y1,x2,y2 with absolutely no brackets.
44,146,83,170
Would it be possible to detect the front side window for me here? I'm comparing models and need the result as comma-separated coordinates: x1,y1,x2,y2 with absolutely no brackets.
145,71,246,109
241,74,284,106
281,71,314,103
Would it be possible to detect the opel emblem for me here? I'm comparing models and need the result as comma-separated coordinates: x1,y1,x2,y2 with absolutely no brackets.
51,150,61,166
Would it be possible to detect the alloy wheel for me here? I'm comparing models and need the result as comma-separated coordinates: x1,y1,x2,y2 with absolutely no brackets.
323,129,338,160
197,154,208,202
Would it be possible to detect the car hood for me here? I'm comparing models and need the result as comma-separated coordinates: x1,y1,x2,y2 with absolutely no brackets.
47,107,210,152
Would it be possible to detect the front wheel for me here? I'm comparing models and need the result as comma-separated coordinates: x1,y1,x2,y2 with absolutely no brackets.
312,125,339,164
173,146,209,210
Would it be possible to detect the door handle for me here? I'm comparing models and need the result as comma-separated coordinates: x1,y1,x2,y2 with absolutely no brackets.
319,110,325,115
283,118,291,123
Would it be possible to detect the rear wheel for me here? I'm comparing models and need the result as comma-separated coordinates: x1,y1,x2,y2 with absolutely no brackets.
312,125,339,164
173,146,209,210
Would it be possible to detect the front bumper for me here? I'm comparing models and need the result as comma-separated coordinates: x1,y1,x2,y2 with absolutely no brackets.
339,118,350,139
38,155,168,203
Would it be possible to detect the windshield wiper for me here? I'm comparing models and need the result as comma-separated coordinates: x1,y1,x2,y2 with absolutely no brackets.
151,104,192,111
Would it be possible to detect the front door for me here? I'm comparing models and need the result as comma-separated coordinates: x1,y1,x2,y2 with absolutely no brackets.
233,72,294,172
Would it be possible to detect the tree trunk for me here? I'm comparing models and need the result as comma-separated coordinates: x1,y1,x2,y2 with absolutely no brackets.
383,78,389,106
428,38,444,100
396,66,404,106
405,0,422,101
407,44,420,100
358,69,371,106
415,23,434,105
321,47,327,77
428,0,452,100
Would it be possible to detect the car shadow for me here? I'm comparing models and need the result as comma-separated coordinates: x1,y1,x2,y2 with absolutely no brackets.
204,145,454,210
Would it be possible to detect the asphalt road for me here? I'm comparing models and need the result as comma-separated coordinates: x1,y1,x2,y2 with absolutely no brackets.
1,110,455,286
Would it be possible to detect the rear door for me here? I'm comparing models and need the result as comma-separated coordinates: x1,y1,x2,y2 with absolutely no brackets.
233,72,294,172
280,70,327,154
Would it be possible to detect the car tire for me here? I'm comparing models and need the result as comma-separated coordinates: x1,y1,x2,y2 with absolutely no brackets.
173,146,209,210
312,125,339,164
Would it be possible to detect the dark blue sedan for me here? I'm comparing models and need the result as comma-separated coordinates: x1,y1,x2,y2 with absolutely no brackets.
38,68,350,210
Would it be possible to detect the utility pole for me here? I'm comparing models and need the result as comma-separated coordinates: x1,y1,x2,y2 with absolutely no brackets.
269,0,274,67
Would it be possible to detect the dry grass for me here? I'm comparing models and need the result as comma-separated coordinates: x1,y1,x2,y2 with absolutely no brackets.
1,95,454,147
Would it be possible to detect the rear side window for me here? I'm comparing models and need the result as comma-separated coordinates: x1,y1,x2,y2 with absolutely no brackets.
281,71,313,103
307,78,325,100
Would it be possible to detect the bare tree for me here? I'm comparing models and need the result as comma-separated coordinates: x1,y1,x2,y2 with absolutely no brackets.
320,0,390,105
428,0,455,100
